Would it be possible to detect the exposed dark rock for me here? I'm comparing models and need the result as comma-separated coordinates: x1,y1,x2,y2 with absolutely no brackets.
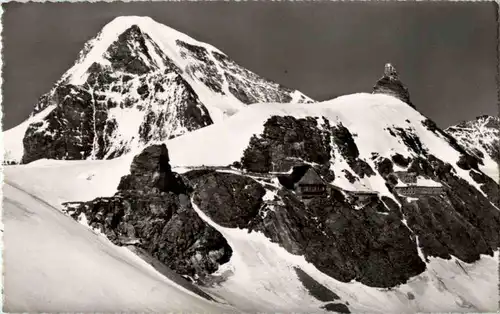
321,303,351,313
22,27,213,164
22,85,100,164
294,267,340,302
391,153,410,168
375,158,394,178
240,187,427,288
373,63,414,108
469,170,500,207
407,157,435,179
390,127,426,155
225,72,258,104
391,155,500,261
301,200,425,287
381,196,401,213
107,25,155,75
241,116,331,173
342,169,357,184
331,123,374,178
21,21,312,164
176,40,224,95
63,192,232,285
277,164,311,190
190,171,266,228
118,144,188,194
315,163,336,183
457,154,479,171
400,196,492,262
241,135,272,173
331,123,359,160
351,159,376,178
424,118,484,167
62,144,232,285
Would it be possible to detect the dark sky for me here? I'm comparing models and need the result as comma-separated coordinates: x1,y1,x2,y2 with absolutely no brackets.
2,1,498,130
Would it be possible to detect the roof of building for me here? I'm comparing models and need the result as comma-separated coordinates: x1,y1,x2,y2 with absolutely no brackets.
277,165,327,189
297,167,326,185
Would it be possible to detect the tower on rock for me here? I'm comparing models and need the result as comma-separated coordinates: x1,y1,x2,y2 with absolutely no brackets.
373,63,414,108
384,63,398,77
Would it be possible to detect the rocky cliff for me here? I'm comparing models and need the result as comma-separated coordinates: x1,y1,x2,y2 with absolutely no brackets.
62,144,233,285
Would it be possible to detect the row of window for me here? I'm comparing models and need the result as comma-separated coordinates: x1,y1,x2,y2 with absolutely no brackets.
299,185,327,193
395,187,443,195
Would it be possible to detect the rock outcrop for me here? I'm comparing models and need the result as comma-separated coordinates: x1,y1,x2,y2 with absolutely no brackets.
373,63,414,108
62,144,232,285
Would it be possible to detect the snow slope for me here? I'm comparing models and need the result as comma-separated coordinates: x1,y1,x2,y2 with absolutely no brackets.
3,156,134,209
2,181,237,313
167,93,446,166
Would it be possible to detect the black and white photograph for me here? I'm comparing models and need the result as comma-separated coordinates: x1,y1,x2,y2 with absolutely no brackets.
1,1,499,313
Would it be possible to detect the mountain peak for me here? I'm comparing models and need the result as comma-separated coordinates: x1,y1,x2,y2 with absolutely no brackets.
4,15,313,164
373,63,413,108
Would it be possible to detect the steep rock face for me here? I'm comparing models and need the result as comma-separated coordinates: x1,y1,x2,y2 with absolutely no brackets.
190,170,426,288
22,85,99,163
8,16,313,165
241,115,333,174
190,156,500,289
397,155,500,257
190,171,266,228
22,25,213,164
373,63,413,108
446,115,499,179
62,144,232,285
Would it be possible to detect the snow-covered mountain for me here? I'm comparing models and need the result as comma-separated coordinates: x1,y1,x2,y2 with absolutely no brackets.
3,16,312,164
446,115,499,180
5,91,499,313
3,17,499,312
